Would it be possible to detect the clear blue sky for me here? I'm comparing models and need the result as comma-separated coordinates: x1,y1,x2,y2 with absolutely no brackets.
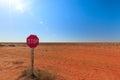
0,0,120,42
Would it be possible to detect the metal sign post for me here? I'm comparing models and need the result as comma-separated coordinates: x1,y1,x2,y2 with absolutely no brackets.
31,48,34,77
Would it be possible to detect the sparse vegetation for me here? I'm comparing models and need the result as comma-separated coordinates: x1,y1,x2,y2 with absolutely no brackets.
12,61,24,64
8,44,16,47
0,44,5,47
17,68,57,80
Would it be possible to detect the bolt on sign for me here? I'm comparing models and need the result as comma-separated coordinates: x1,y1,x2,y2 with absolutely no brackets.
26,34,39,78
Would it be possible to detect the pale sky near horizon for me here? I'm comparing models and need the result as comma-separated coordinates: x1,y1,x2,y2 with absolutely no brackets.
0,0,120,42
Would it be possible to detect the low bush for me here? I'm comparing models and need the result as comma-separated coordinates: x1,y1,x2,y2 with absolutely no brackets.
8,44,16,47
17,68,56,80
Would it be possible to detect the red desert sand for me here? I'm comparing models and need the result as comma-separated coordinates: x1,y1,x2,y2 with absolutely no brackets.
0,43,120,80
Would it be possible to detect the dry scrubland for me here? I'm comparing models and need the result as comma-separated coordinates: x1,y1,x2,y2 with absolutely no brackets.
0,42,120,80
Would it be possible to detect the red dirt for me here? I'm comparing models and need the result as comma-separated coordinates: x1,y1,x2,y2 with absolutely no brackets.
0,43,120,80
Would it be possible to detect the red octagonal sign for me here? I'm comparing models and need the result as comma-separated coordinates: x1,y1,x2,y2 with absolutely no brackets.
26,34,39,48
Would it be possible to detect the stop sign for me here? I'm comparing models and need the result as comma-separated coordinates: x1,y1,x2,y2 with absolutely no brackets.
26,34,39,48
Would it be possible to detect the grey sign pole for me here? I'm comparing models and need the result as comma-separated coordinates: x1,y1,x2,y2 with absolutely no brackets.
31,48,34,77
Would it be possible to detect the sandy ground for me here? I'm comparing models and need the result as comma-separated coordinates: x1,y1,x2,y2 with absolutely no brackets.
0,43,120,80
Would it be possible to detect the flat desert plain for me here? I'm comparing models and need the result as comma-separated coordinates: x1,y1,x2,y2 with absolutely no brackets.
0,43,120,80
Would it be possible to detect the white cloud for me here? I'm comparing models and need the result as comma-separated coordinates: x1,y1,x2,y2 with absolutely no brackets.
40,21,43,25
15,3,25,13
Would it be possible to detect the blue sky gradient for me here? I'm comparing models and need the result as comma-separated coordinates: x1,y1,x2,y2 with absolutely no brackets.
0,0,120,42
